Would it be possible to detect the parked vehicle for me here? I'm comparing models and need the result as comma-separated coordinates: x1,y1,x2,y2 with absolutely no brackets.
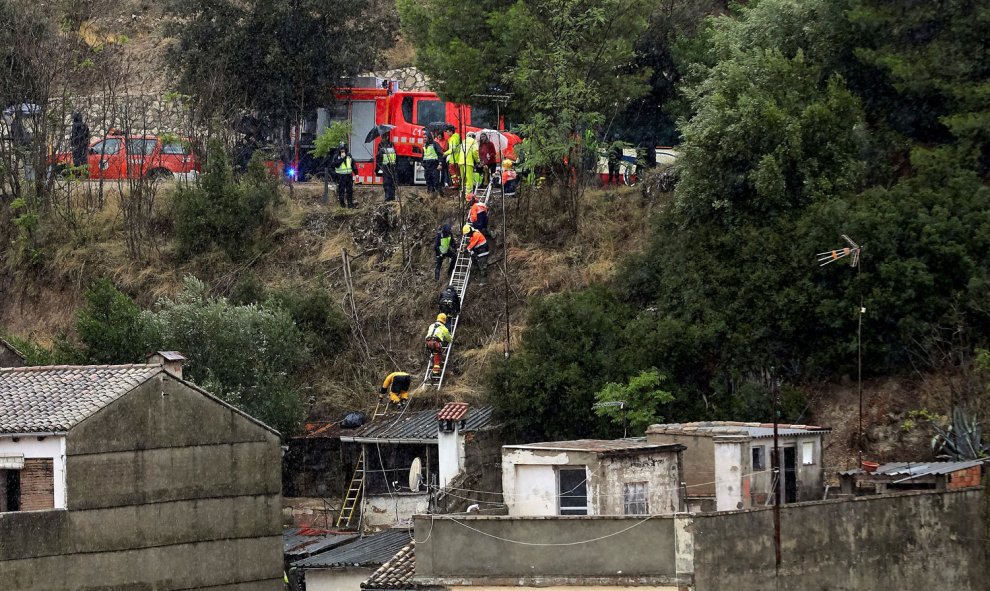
302,78,520,186
53,132,200,181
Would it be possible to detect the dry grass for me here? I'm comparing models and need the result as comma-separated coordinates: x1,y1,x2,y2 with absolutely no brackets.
2,180,659,422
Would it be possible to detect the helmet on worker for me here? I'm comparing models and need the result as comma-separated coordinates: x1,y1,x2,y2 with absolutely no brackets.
465,192,476,204
502,159,513,169
462,223,473,235
437,313,447,324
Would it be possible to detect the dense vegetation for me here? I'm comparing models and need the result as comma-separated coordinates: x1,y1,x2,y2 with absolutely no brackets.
477,0,990,441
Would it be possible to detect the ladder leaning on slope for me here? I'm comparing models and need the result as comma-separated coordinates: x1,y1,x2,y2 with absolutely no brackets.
422,178,499,389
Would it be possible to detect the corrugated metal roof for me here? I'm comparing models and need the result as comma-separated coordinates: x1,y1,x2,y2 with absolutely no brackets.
283,528,358,558
293,529,412,569
839,459,987,479
341,405,497,443
361,542,415,589
647,421,830,439
504,438,683,454
0,364,162,433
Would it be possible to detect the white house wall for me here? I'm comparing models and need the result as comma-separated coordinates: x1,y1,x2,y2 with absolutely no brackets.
502,450,596,517
363,492,429,528
0,435,66,509
304,567,372,591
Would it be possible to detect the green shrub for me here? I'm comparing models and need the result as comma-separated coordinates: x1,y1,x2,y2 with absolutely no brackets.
268,287,349,359
172,141,280,260
76,278,159,364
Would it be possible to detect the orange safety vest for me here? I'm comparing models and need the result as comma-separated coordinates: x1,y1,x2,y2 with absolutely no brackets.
467,231,487,252
468,202,488,224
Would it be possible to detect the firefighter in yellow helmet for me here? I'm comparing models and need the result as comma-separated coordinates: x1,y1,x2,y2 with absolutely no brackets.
380,371,412,405
425,313,452,377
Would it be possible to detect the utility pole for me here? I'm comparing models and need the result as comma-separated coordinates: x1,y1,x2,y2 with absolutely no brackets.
473,92,513,357
771,371,781,577
817,235,864,465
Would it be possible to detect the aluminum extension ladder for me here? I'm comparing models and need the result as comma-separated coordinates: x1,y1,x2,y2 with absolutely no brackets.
421,178,498,390
336,449,365,528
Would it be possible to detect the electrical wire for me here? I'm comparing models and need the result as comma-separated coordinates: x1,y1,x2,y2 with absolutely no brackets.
445,512,660,547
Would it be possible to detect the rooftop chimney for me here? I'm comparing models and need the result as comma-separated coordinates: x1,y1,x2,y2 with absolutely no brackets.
147,351,187,379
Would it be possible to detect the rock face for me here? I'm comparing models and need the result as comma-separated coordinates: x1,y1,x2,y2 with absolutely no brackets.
53,93,195,141
366,67,433,92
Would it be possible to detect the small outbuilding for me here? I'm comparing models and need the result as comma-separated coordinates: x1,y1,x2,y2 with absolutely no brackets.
501,439,686,517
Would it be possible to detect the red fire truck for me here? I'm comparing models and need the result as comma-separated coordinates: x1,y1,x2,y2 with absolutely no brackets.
312,78,519,185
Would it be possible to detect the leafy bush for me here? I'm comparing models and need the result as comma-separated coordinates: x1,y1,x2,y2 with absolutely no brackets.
145,277,311,436
267,288,349,359
65,276,313,435
76,278,159,364
172,141,280,260
594,370,674,434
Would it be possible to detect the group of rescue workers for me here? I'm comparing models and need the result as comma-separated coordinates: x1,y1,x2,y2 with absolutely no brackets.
376,129,510,409
328,128,519,208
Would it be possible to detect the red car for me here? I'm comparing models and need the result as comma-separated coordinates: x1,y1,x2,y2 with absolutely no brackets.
55,133,200,180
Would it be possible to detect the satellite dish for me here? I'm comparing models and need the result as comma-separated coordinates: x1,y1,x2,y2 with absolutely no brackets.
408,457,422,492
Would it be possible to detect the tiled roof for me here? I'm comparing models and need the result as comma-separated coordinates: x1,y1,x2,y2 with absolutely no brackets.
437,402,468,421
361,542,416,589
0,364,162,433
647,421,830,439
839,459,988,479
504,438,685,455
341,405,497,443
293,529,411,569
284,528,359,559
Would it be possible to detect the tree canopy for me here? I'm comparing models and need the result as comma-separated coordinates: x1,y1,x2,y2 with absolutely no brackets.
164,0,398,118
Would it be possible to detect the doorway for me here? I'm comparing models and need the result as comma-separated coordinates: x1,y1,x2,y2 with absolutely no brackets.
783,447,797,503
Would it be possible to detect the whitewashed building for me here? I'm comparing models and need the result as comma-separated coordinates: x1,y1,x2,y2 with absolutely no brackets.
501,439,686,517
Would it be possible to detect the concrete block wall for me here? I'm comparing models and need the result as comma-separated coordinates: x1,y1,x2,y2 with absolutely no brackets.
691,488,988,591
414,514,689,586
0,373,284,591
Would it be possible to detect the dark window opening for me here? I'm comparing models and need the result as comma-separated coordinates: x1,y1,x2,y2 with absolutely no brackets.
91,138,121,154
1,469,20,512
401,97,414,124
470,105,496,129
126,139,156,156
416,100,446,127
752,446,765,471
162,143,187,155
558,467,588,515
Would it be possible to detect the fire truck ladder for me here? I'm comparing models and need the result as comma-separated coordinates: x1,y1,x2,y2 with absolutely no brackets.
336,449,366,528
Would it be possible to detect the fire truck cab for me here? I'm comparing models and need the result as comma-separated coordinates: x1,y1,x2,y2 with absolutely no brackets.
311,77,516,185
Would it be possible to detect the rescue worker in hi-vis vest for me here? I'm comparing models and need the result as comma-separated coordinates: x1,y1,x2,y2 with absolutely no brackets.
376,134,398,202
331,142,359,208
463,224,490,278
423,132,443,195
434,223,458,280
425,315,452,377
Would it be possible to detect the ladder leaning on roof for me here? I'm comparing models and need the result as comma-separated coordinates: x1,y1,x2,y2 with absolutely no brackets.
336,448,365,528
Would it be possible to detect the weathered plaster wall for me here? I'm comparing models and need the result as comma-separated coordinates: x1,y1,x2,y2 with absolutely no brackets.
0,373,283,590
692,489,988,591
502,449,597,516
647,433,715,497
363,492,429,529
415,515,686,586
599,452,682,515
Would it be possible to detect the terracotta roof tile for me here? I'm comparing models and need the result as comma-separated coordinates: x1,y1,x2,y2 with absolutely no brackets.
361,542,416,589
437,402,468,421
